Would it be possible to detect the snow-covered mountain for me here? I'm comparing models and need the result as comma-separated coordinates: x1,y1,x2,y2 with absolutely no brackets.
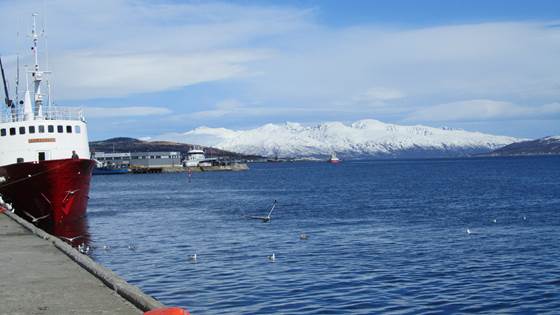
165,119,520,158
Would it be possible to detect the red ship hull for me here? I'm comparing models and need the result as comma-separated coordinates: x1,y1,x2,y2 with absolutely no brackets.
0,158,95,232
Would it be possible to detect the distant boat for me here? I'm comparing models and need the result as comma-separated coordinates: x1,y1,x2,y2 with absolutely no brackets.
328,152,341,164
184,148,216,167
93,166,129,175
92,160,129,175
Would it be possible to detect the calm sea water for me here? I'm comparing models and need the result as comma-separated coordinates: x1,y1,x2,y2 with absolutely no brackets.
87,157,560,314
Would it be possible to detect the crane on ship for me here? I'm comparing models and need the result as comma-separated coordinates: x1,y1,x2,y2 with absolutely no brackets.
0,56,14,108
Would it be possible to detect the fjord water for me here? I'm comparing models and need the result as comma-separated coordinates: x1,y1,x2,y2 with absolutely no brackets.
88,157,560,314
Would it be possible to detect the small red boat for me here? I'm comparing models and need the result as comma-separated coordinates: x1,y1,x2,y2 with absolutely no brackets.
328,152,341,164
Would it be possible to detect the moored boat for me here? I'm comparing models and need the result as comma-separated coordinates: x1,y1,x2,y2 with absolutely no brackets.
93,165,129,175
0,14,94,230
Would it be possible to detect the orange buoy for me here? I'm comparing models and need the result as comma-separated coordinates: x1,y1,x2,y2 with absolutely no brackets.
144,307,190,315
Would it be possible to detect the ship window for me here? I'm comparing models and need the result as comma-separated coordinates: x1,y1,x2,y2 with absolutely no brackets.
75,125,81,133
48,125,54,133
29,126,36,134
66,125,72,133
1,129,5,136
9,127,16,135
38,152,46,161
57,125,63,133
19,126,25,134
38,125,45,133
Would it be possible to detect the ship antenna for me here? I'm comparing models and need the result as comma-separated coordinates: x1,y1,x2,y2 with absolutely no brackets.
30,12,47,118
42,6,53,109
15,54,20,106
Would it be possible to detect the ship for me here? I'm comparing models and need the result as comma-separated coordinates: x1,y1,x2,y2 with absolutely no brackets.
328,152,341,164
0,14,95,232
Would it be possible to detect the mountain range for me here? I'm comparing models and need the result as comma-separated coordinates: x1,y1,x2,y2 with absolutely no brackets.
156,119,521,159
485,136,560,156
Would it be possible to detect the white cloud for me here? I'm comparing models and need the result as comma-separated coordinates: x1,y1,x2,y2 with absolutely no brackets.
406,99,560,122
1,0,559,134
0,0,309,99
359,87,405,102
51,50,267,99
84,106,172,118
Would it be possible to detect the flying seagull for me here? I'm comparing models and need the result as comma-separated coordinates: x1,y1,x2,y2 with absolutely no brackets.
59,235,83,243
22,210,50,223
247,200,277,223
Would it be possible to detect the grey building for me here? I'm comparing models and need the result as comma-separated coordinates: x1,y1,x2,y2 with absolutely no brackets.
130,152,182,168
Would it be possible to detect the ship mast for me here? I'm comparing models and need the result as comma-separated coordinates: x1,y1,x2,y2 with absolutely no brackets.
31,13,44,118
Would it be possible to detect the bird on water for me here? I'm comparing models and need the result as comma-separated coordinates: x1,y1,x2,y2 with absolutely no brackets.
189,253,197,263
268,253,276,262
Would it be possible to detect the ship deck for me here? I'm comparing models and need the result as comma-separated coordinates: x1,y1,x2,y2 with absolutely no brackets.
0,210,154,315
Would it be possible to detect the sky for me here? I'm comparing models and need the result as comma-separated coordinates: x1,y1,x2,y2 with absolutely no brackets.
0,0,559,141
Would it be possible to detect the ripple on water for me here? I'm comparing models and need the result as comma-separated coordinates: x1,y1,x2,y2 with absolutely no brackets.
88,157,560,314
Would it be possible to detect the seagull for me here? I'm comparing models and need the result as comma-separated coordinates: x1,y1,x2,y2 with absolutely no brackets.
492,219,497,223
189,253,197,263
59,235,83,243
466,228,472,235
299,232,308,240
102,245,110,250
268,253,276,262
523,216,527,221
127,244,136,251
78,242,91,255
248,200,277,223
22,210,50,223
62,189,80,203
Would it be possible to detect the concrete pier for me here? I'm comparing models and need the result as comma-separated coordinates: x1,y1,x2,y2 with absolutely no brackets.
0,210,162,315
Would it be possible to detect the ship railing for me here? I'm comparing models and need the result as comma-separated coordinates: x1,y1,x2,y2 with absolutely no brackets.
43,106,85,121
0,106,85,123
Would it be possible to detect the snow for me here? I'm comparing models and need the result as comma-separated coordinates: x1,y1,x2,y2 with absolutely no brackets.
174,119,520,158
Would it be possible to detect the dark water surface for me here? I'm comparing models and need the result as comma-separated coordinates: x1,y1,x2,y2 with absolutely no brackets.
88,157,560,314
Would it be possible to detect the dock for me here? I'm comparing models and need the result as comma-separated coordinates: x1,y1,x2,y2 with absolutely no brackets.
0,208,184,315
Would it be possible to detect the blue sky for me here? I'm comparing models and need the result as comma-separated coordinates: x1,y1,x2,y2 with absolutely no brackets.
0,0,559,141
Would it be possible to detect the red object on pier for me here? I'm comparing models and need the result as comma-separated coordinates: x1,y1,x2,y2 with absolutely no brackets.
144,307,190,315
